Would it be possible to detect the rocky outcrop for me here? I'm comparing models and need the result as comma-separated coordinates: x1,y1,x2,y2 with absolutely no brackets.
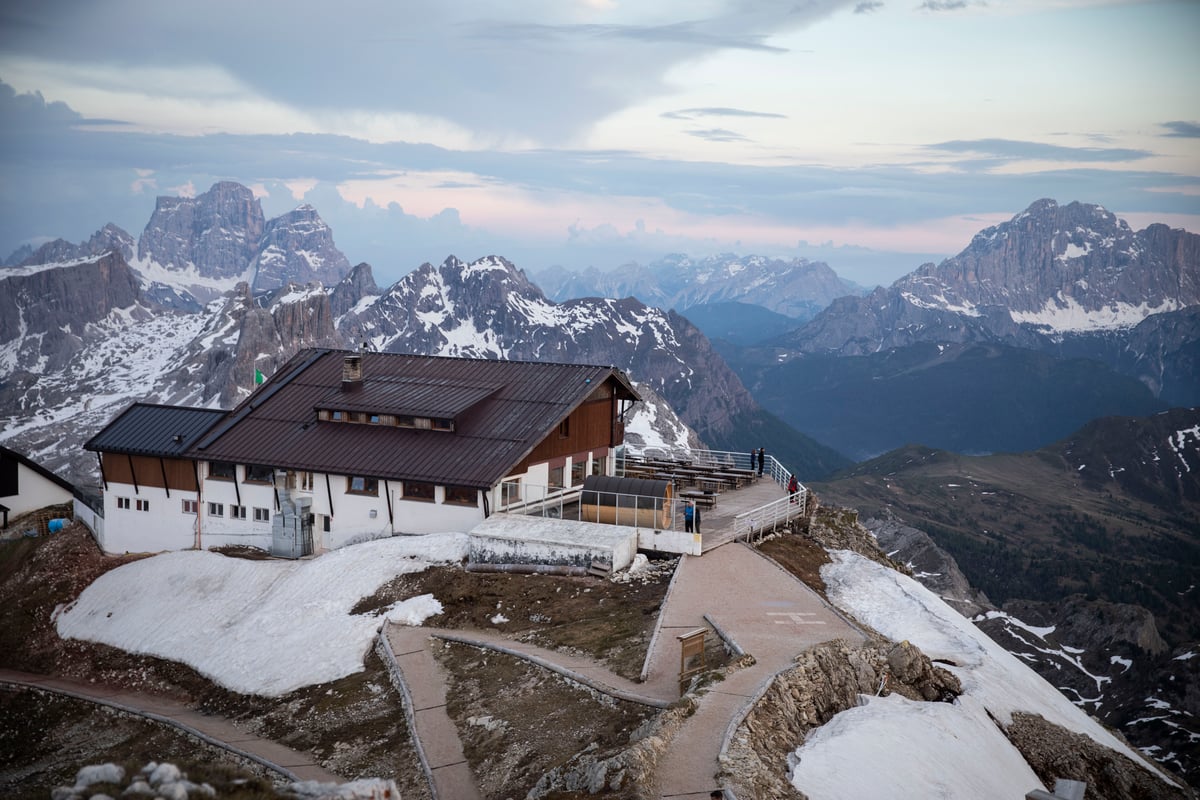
801,502,910,576
250,204,351,291
138,181,264,279
527,701,696,799
721,639,960,799
866,513,993,617
1006,712,1192,800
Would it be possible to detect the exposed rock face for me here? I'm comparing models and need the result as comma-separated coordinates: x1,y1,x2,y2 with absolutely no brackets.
900,200,1198,319
866,514,993,617
1006,712,1191,800
538,252,863,319
329,262,381,319
138,181,264,279
721,639,961,799
250,204,351,291
156,281,342,407
0,251,145,363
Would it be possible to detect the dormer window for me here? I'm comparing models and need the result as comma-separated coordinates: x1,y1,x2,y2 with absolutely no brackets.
331,410,344,421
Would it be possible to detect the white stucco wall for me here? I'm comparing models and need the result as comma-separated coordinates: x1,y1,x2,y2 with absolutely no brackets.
197,474,276,552
102,485,196,554
1,463,73,518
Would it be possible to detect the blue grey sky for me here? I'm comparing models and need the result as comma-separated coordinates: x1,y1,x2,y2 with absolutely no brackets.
0,0,1196,286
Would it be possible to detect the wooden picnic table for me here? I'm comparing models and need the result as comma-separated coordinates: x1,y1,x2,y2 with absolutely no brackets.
679,489,717,508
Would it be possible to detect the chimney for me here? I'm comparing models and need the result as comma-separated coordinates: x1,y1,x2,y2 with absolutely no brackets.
342,354,363,391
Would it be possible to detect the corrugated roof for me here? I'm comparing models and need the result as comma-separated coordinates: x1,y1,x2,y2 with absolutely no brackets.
182,349,639,489
84,404,227,457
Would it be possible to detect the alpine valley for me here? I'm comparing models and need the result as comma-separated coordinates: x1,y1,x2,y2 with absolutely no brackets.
2,183,1198,789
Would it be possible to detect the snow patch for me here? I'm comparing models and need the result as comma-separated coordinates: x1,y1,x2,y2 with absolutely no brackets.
56,534,468,697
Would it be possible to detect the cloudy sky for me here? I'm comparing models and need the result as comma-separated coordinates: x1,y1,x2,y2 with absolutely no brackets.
1,0,1197,286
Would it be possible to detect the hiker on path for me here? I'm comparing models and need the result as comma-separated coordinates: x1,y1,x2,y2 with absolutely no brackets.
787,473,799,502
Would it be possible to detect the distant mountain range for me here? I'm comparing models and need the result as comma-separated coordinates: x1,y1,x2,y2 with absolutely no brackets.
534,252,866,322
722,199,1200,459
0,182,847,488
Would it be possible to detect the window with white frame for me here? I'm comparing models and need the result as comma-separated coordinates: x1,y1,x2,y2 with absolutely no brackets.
116,497,131,510
230,504,247,520
182,499,197,514
253,507,270,522
136,499,150,512
208,502,224,517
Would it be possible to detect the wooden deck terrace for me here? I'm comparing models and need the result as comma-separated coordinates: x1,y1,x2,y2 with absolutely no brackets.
520,460,801,554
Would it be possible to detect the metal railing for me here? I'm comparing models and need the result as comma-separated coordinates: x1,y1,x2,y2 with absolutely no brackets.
733,487,808,543
618,446,798,492
497,480,682,531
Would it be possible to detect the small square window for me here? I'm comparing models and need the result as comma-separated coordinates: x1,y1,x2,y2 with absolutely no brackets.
116,497,131,510
347,476,379,495
549,466,564,489
369,414,381,424
253,507,270,522
135,499,150,512
208,502,224,517
230,505,247,520
182,499,197,514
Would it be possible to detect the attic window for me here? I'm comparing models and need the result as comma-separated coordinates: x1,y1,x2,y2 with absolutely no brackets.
245,464,273,483
432,418,454,432
209,461,235,480
559,418,570,437
331,410,345,421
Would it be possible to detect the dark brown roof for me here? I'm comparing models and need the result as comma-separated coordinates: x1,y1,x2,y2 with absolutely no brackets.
187,349,639,489
314,376,500,420
84,403,228,458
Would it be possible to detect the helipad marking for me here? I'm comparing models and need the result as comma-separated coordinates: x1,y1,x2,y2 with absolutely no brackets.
766,612,826,625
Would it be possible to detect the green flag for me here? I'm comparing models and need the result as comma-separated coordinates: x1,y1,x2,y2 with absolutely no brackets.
255,368,264,385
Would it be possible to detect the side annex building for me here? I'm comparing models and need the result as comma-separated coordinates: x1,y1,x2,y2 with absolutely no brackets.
85,348,640,556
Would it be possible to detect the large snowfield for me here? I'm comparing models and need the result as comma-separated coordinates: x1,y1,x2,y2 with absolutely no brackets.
55,533,467,696
794,550,1176,797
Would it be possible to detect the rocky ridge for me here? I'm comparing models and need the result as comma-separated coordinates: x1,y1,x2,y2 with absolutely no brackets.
781,199,1200,401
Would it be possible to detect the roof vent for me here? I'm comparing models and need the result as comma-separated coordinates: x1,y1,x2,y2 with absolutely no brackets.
342,354,363,391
